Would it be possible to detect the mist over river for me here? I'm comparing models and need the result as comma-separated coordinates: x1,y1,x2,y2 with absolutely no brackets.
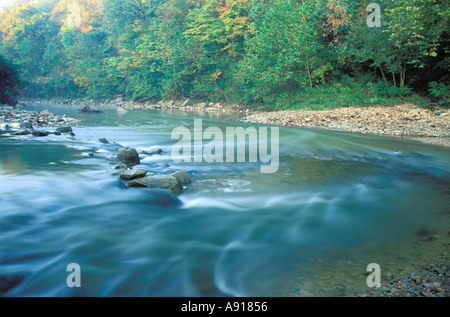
1,102,449,296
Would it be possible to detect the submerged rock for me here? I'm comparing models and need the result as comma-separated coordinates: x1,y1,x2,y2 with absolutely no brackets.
127,175,183,194
99,137,109,144
113,163,128,170
15,130,31,135
171,171,191,185
141,148,163,155
117,147,140,166
0,274,26,296
120,168,147,181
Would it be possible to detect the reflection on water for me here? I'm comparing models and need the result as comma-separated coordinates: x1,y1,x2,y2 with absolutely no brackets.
0,103,449,296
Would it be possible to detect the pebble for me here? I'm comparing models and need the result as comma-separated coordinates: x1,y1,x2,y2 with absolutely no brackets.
0,108,79,136
242,104,450,147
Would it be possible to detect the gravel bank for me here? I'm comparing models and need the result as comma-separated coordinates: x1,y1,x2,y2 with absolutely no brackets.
0,107,79,132
242,104,450,147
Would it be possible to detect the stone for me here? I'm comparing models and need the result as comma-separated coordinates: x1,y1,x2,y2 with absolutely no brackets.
127,175,183,194
114,163,128,170
117,107,128,113
20,121,33,129
99,138,109,144
171,171,191,185
56,126,73,133
120,169,147,181
32,130,49,136
181,99,190,107
142,148,163,155
117,147,140,166
15,130,31,135
39,109,53,116
78,105,103,114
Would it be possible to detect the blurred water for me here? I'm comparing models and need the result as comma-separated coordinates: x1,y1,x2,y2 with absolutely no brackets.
0,103,449,296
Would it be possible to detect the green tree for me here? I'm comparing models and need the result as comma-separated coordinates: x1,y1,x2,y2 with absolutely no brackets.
0,55,22,106
351,0,450,89
238,0,330,104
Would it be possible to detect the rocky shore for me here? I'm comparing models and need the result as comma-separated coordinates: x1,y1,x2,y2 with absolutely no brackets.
20,97,251,115
242,104,450,147
18,98,450,147
0,108,79,136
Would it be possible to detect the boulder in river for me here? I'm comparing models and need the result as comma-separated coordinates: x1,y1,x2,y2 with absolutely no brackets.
171,171,191,185
99,138,109,144
56,126,73,134
32,130,49,137
78,105,103,114
127,175,183,194
119,169,148,181
117,147,140,166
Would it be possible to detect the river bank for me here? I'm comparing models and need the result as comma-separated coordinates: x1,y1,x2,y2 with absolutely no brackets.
16,98,450,147
242,104,450,148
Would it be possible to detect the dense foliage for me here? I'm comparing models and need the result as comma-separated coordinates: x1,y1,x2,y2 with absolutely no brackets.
1,0,449,109
0,55,21,106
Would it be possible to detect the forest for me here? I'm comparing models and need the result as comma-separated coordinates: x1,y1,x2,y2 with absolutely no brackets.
0,0,449,109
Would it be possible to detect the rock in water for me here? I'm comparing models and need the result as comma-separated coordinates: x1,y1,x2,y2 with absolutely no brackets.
117,147,140,166
141,148,163,155
171,171,191,185
127,175,183,194
120,169,147,181
99,138,109,144
78,105,103,114
20,121,33,129
56,126,73,134
32,130,49,137
15,130,31,135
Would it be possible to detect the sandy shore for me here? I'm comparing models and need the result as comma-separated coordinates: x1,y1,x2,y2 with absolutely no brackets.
242,104,450,147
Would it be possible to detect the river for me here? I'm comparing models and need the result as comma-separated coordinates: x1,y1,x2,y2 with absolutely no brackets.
1,102,449,296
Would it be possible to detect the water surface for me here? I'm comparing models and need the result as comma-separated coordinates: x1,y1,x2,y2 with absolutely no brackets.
1,103,449,296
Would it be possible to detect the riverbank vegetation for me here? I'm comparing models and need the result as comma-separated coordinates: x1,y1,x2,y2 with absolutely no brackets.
0,0,449,110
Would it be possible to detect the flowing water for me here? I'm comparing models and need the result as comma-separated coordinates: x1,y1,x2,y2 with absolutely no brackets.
1,103,449,297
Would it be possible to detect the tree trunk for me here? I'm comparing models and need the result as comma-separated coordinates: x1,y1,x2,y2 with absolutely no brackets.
400,67,406,88
392,72,396,87
306,61,313,91
379,66,387,85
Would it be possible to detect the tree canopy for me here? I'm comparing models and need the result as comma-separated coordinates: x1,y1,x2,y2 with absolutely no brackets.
0,0,448,108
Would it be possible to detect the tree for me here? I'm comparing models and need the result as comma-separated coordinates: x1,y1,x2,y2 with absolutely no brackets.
238,0,330,104
351,0,450,89
0,55,22,106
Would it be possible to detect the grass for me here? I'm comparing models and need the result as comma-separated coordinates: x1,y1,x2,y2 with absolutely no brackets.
250,78,432,111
